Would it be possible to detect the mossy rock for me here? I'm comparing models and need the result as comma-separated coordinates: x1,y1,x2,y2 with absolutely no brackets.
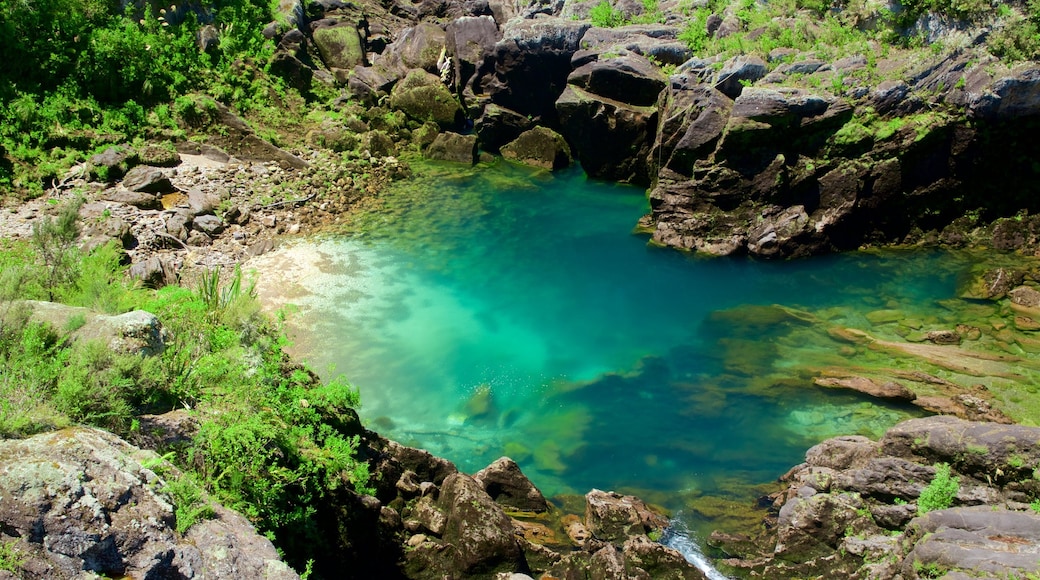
389,71,462,129
313,24,365,71
500,127,572,171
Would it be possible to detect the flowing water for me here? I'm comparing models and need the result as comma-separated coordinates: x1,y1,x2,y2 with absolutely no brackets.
253,161,975,569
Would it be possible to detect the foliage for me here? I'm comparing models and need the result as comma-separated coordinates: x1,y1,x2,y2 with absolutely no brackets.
32,198,84,299
0,0,287,198
918,463,959,515
0,217,372,572
590,0,628,27
0,540,24,573
988,18,1040,62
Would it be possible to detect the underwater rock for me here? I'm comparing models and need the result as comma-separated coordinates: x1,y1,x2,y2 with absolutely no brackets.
463,383,496,419
813,375,917,401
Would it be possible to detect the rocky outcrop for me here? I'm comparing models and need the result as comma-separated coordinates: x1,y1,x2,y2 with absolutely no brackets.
0,428,299,580
713,417,1040,579
556,51,666,183
647,53,1040,258
359,437,706,579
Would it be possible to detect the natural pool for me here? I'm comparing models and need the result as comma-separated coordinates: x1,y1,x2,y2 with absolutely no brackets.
252,161,983,570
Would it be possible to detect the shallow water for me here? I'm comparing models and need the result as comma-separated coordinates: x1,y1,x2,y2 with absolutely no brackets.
253,161,973,558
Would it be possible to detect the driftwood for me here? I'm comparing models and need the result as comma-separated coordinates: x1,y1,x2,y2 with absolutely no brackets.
260,195,312,211
154,232,190,250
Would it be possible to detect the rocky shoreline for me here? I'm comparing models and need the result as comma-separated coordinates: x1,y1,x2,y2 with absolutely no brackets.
4,0,1040,575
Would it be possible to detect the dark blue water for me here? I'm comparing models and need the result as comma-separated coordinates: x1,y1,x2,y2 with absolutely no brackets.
255,161,961,557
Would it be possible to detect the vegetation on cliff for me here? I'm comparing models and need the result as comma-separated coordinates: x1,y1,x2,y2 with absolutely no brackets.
0,200,370,572
0,0,303,198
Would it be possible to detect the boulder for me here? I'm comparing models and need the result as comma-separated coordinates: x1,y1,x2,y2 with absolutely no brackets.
166,211,193,241
714,54,768,99
89,146,134,181
389,70,463,129
446,16,501,92
20,300,165,356
473,457,550,512
270,51,314,92
359,130,396,157
651,81,732,177
902,507,1040,578
0,428,298,580
128,256,176,289
347,66,396,105
186,187,221,216
500,127,572,170
192,214,225,236
122,165,175,194
312,23,366,71
478,18,591,119
438,473,524,576
576,24,690,65
556,83,658,184
566,52,668,107
813,375,917,401
880,416,1040,483
584,489,668,543
426,132,477,164
804,435,880,471
135,144,181,167
101,188,163,210
392,22,448,73
475,103,533,152
729,87,834,126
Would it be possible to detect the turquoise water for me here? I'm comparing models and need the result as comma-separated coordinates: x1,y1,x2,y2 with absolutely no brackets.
256,161,964,552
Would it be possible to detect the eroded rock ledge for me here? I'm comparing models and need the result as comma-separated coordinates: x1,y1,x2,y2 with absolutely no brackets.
713,416,1040,580
0,425,708,580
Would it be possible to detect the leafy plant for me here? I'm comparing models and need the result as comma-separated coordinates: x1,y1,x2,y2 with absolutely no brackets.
32,198,84,299
590,0,627,27
918,463,959,515
0,540,24,573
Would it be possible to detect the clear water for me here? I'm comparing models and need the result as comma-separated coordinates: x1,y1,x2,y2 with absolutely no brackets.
253,161,964,560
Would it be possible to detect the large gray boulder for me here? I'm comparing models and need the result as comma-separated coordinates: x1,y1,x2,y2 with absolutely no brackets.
0,428,299,580
902,507,1040,579
19,300,166,356
446,15,501,94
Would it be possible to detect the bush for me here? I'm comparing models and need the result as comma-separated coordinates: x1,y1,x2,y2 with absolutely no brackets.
590,0,628,27
918,463,959,514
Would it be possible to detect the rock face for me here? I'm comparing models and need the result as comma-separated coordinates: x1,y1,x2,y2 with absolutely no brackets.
0,428,299,580
648,55,1040,258
361,438,706,580
714,416,1040,579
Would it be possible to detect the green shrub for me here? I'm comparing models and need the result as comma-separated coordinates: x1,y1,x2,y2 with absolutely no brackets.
590,1,628,27
918,463,959,515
